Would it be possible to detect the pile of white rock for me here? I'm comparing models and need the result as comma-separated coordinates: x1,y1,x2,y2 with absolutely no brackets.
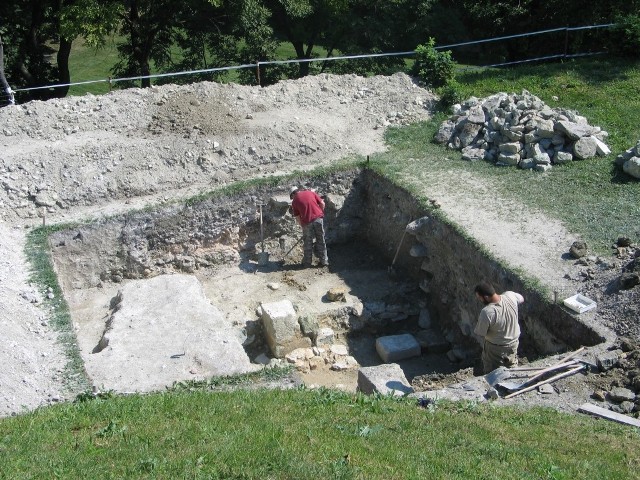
616,140,640,179
434,90,611,171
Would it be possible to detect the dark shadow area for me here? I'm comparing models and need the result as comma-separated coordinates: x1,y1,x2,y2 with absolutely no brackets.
457,56,638,87
323,241,470,382
609,162,637,184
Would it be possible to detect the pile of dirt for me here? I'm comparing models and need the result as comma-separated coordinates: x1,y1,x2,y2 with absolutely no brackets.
0,72,638,420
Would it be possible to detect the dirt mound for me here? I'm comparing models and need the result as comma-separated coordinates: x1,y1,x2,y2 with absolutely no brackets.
0,73,435,416
0,73,434,222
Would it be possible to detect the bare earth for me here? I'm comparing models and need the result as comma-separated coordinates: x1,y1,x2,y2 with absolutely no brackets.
0,73,634,417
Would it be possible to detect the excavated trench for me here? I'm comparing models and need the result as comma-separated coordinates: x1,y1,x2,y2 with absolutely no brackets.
48,168,609,394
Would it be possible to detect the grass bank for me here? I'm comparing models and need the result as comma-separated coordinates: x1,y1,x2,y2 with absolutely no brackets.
0,387,637,479
375,57,640,256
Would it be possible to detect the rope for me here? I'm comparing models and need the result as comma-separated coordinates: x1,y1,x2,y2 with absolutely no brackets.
6,23,615,96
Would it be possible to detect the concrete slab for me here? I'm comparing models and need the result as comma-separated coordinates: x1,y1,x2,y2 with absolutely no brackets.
357,363,413,396
87,274,258,393
375,333,421,363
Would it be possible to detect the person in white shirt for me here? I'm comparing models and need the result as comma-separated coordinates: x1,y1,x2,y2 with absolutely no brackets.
474,280,525,374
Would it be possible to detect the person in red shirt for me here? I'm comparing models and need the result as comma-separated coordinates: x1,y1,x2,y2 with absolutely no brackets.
290,186,329,268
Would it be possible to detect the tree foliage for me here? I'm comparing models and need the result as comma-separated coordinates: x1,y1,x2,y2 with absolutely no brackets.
411,38,455,88
0,0,70,101
610,13,640,58
1,0,638,96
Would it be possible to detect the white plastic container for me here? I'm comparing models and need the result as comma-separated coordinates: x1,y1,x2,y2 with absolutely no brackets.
563,294,597,314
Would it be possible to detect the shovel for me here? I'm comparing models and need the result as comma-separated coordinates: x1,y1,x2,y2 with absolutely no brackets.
281,236,303,260
388,229,407,277
257,204,269,266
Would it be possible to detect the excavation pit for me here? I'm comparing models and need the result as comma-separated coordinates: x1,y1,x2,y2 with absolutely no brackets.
48,168,612,395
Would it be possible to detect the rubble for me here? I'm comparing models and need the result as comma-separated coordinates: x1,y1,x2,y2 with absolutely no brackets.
434,90,610,170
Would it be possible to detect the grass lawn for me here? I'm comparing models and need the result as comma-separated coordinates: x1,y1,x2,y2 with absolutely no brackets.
0,386,638,479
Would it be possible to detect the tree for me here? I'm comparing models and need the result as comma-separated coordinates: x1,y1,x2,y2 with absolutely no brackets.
239,0,437,80
161,0,277,86
0,35,16,106
0,0,73,101
457,0,640,63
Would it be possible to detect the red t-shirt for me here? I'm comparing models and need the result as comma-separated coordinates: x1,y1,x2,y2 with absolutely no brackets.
291,190,324,226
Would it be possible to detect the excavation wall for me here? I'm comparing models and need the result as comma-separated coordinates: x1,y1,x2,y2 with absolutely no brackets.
49,168,610,362
359,170,611,356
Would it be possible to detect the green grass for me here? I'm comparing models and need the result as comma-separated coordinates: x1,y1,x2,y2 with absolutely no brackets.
0,388,638,479
25,226,91,394
65,37,334,96
372,57,640,256
67,37,122,96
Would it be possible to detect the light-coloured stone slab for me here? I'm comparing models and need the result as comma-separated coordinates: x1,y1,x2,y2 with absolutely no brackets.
260,299,307,358
88,274,258,393
357,363,413,396
375,333,421,363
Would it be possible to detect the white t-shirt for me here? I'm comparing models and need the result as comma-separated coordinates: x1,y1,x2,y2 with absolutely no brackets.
474,291,524,345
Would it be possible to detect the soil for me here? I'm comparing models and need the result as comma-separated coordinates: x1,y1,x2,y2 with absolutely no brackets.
1,73,638,418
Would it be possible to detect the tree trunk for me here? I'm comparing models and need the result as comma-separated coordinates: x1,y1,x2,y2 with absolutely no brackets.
55,37,72,98
292,41,309,78
129,0,152,88
0,36,15,106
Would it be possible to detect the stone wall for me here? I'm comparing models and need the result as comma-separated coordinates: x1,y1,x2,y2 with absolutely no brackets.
359,170,609,356
49,171,366,290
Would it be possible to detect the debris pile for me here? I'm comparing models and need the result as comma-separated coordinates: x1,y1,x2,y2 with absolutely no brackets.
590,337,640,417
485,347,587,399
616,139,640,179
434,90,610,171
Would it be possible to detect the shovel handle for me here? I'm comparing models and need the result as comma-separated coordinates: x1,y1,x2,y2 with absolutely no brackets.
259,205,264,251
391,230,407,267
283,237,303,258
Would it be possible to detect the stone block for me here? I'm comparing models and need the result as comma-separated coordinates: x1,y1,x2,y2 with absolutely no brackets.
594,137,611,156
326,287,347,302
357,363,413,396
596,350,620,371
299,315,319,337
418,308,432,329
260,299,306,358
375,334,421,363
254,353,271,365
409,243,428,257
315,327,334,346
608,387,636,403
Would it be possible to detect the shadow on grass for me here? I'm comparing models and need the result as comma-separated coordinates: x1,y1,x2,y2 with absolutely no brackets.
609,162,639,184
457,57,639,87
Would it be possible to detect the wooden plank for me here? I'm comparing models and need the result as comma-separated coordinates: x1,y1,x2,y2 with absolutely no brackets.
508,347,585,374
503,365,584,399
578,403,640,428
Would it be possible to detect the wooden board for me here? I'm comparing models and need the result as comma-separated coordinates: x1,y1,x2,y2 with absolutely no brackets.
578,403,640,428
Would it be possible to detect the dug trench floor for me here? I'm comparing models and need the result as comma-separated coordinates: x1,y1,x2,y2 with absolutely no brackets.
64,240,622,414
66,242,470,394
